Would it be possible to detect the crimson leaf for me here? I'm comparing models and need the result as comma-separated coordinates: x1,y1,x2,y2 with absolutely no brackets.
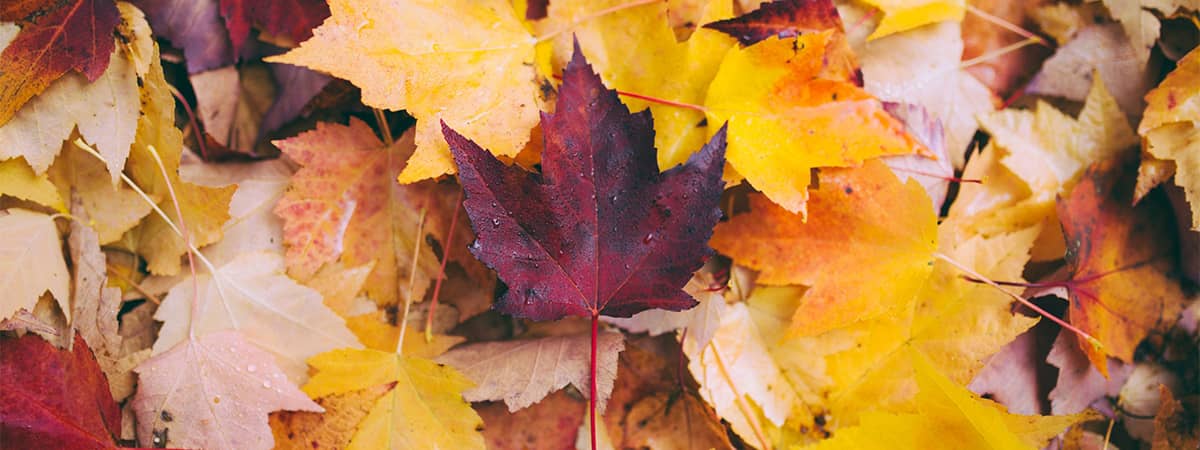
703,0,843,46
443,44,727,321
0,334,122,449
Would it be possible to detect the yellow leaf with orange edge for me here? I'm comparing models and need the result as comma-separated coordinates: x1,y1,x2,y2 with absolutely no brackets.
704,32,926,215
745,222,1041,434
860,0,966,40
804,349,1095,450
303,348,485,450
1138,47,1200,229
710,160,936,336
268,0,540,183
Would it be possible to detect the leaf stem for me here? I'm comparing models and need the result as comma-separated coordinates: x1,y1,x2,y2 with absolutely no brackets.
965,5,1048,47
932,252,1104,351
167,84,211,161
426,191,463,342
959,36,1041,70
589,312,599,450
395,208,427,356
373,108,394,147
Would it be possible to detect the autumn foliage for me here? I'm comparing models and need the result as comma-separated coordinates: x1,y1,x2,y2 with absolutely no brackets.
0,0,1198,449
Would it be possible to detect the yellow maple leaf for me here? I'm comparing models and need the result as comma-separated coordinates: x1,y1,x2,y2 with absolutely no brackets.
48,143,155,244
537,0,735,169
1138,47,1200,229
268,0,539,183
860,0,966,40
711,160,937,336
122,49,234,275
805,349,1094,450
303,348,486,449
704,32,925,215
0,209,70,322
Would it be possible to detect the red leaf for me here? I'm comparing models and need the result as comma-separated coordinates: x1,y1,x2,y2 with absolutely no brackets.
703,0,843,46
0,334,121,449
443,44,727,320
217,0,329,55
0,0,119,125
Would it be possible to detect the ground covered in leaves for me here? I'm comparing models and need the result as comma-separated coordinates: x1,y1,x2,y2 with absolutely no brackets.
0,0,1198,449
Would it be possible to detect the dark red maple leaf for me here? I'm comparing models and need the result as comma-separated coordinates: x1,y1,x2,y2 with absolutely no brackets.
443,44,727,321
703,0,842,46
526,0,549,20
0,334,122,449
0,0,120,125
218,0,329,55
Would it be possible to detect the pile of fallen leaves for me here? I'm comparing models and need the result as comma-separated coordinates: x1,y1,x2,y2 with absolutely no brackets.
0,0,1197,448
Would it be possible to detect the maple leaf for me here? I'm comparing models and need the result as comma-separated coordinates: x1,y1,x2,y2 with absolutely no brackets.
133,331,323,449
704,31,925,215
0,334,122,449
704,0,859,85
0,0,119,126
860,20,996,168
980,73,1137,199
269,0,539,183
0,209,70,322
189,64,276,156
1152,385,1200,450
152,252,362,383
705,0,843,46
536,0,735,169
711,160,937,336
217,0,328,55
1137,46,1200,229
123,48,235,275
302,348,487,449
858,0,965,40
274,121,483,306
437,332,625,412
477,391,587,450
444,45,727,320
806,349,1095,450
0,157,65,212
1057,157,1188,375
0,6,140,182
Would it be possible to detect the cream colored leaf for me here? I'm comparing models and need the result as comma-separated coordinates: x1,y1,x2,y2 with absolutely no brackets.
437,331,624,412
861,21,995,168
604,272,726,350
151,252,362,383
189,64,276,154
0,29,139,182
268,0,539,182
179,155,292,265
49,143,154,244
687,302,799,449
0,209,69,321
133,332,322,450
